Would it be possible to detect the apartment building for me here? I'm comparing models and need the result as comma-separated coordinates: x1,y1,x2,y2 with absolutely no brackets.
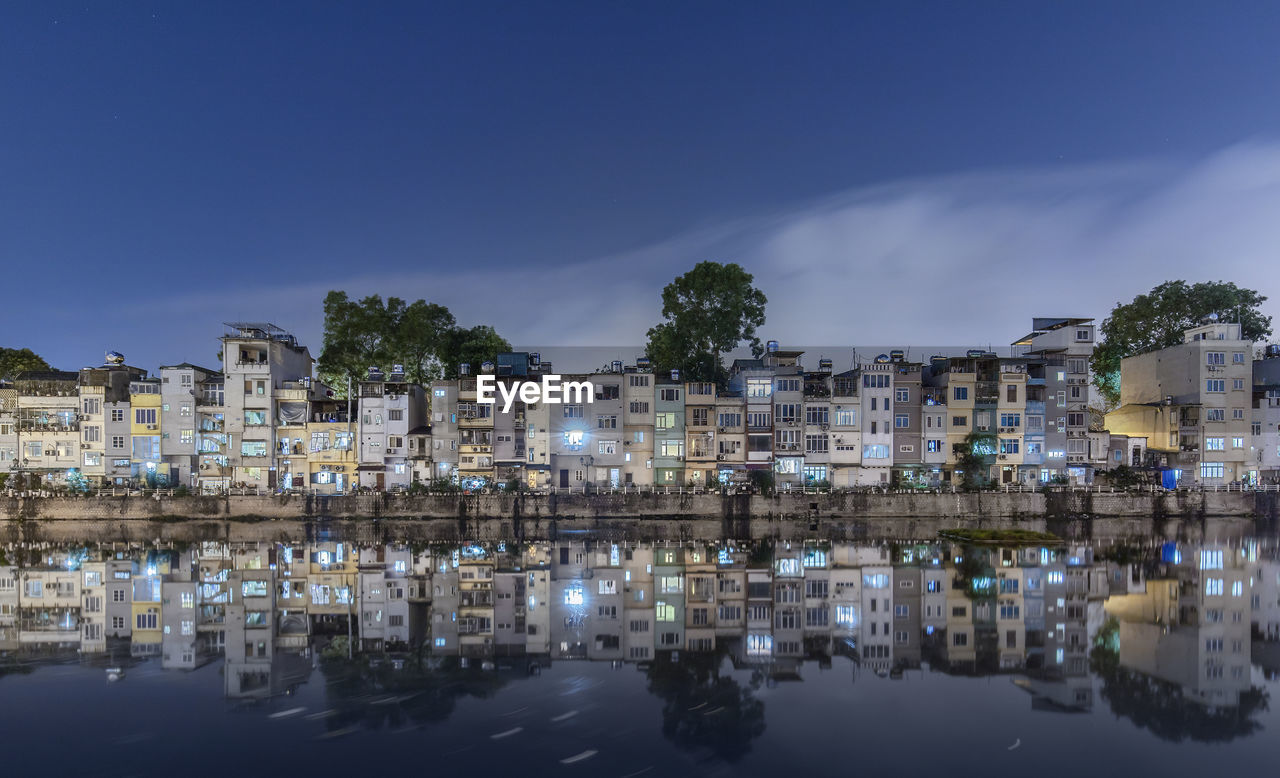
623,365,656,487
1107,321,1253,484
357,365,426,490
78,358,147,487
221,322,314,490
1014,318,1097,482
12,370,80,486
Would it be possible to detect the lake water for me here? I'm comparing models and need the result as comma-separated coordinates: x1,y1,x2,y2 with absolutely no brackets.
2,529,1277,775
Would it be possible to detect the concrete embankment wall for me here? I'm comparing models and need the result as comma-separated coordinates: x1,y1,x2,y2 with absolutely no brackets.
1,491,1272,545
0,489,1263,523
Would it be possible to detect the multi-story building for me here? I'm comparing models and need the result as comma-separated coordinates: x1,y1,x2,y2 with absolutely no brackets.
358,365,427,490
1106,321,1253,484
0,382,16,478
652,372,686,486
1252,346,1280,484
714,389,747,485
801,364,833,485
78,357,147,487
1013,318,1097,483
221,322,314,490
13,370,81,488
129,376,165,485
859,360,895,485
157,363,219,488
684,380,717,486
623,365,656,487
828,369,862,487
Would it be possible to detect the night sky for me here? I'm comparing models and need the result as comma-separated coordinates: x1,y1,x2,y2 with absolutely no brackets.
4,2,1280,372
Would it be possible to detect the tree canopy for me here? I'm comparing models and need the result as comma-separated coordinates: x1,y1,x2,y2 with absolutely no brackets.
317,291,507,393
0,347,53,381
644,261,767,384
1091,281,1272,405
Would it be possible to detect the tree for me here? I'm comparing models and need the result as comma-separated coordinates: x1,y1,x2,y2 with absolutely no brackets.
0,347,52,381
318,292,505,393
394,300,457,384
1092,281,1272,406
952,431,997,491
438,325,512,379
644,261,767,384
317,292,405,393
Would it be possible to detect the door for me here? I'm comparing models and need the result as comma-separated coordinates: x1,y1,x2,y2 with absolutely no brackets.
609,468,620,488
559,469,570,488
336,474,345,493
375,472,385,491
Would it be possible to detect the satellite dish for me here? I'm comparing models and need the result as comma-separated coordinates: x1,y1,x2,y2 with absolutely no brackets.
1208,312,1219,322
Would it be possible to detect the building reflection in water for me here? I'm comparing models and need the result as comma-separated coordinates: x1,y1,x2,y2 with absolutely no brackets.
1,533,1278,749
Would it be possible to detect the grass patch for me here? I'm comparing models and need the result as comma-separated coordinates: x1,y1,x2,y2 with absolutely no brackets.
939,528,1062,545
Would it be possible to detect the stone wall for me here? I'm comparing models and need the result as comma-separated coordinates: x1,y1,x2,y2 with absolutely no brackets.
0,488,1260,525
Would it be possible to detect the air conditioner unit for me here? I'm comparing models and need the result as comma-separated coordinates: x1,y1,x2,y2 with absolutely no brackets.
820,424,829,431
146,424,157,430
718,427,726,433
717,455,726,461
998,455,1008,460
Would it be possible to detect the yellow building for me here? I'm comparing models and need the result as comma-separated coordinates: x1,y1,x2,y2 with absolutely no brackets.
130,379,166,485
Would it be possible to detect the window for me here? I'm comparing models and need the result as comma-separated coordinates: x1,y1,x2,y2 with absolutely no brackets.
660,388,680,402
134,408,156,425
655,411,678,429
746,378,772,399
1206,408,1225,422
834,409,856,426
656,602,676,621
1205,578,1224,596
628,400,650,414
805,406,829,425
597,415,617,429
110,409,125,422
776,378,800,393
241,441,268,457
1231,437,1244,449
1206,379,1225,393
999,438,1020,454
804,434,828,453
952,416,967,428
1206,352,1225,365
563,404,583,418
1233,378,1244,390
895,387,909,403
863,444,889,459
717,412,741,428
895,414,909,428
628,375,650,387
953,387,968,401
926,439,943,453
1205,437,1225,451
659,440,684,457
136,612,158,630
999,413,1020,428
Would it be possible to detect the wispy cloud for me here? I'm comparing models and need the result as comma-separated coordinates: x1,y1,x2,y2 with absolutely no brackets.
40,141,1280,370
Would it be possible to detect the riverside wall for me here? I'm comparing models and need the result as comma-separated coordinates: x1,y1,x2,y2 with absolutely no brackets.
1,490,1276,545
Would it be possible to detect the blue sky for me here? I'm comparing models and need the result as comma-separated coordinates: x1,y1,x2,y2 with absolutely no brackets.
4,2,1280,371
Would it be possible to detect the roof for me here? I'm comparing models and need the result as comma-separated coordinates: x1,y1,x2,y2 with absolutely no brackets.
158,362,222,376
407,425,432,435
1012,317,1094,345
14,370,79,382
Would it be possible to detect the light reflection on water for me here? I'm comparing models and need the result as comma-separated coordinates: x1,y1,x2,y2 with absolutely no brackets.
2,532,1279,775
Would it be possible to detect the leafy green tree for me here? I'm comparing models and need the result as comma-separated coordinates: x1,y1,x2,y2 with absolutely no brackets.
645,261,767,384
317,292,405,392
318,293,503,392
438,325,511,380
1092,281,1272,406
0,347,52,381
395,300,457,384
952,431,997,491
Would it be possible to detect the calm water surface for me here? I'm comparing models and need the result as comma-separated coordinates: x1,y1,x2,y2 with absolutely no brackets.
2,530,1278,776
